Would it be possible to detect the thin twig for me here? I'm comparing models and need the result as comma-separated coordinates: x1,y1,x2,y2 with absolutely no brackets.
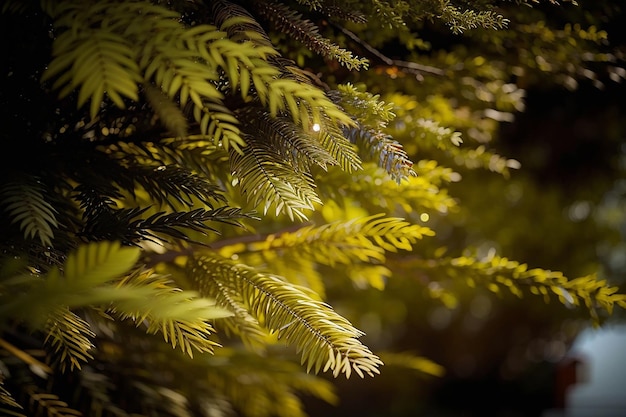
330,21,445,78
145,221,314,265
0,338,52,375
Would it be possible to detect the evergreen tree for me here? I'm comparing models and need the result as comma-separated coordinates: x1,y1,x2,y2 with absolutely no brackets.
0,0,624,416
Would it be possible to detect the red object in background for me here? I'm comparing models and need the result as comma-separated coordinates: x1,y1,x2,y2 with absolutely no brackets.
554,357,585,409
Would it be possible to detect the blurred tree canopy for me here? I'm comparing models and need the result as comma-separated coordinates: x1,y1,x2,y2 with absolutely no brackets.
1,0,625,416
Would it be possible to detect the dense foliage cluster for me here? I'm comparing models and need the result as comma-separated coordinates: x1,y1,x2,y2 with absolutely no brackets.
1,0,625,416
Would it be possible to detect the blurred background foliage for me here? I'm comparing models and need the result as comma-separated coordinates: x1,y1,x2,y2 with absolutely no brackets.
296,1,626,416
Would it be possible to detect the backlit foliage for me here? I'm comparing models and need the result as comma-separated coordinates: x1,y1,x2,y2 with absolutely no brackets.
1,0,624,416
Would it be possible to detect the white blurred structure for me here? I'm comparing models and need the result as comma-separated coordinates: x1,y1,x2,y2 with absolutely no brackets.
545,324,626,417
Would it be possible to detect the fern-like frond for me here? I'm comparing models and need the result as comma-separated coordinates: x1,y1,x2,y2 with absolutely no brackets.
82,206,252,244
105,139,230,184
79,206,143,243
130,207,253,242
260,75,357,134
2,242,233,360
24,385,82,417
316,116,362,173
207,285,269,352
74,149,222,211
439,2,509,34
409,117,464,150
412,254,626,323
122,165,226,210
137,23,246,152
44,308,95,373
1,179,59,247
62,240,140,285
368,0,409,29
73,182,121,226
317,161,459,216
143,82,188,137
239,214,434,267
189,254,382,378
229,138,322,221
321,5,368,23
0,382,25,417
256,0,368,70
212,0,273,46
112,268,230,357
0,241,139,328
334,83,396,128
42,3,143,118
345,126,416,183
239,107,338,172
219,240,328,295
215,214,433,292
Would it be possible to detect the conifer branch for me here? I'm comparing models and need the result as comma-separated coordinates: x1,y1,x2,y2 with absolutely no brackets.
229,138,323,221
0,241,140,329
239,107,338,172
83,206,253,245
112,268,230,357
369,0,408,29
2,0,624,415
189,254,382,378
211,0,273,46
255,0,369,70
44,308,96,373
439,1,509,34
0,382,25,417
183,263,269,351
333,83,397,127
321,4,368,23
409,254,626,323
143,83,188,137
23,385,82,417
122,165,226,210
1,179,59,248
345,126,416,183
227,214,434,268
315,116,362,173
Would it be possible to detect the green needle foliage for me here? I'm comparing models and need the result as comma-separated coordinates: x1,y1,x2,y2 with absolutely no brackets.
0,0,625,416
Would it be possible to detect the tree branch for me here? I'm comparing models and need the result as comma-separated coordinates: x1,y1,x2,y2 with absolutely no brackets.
330,21,445,79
